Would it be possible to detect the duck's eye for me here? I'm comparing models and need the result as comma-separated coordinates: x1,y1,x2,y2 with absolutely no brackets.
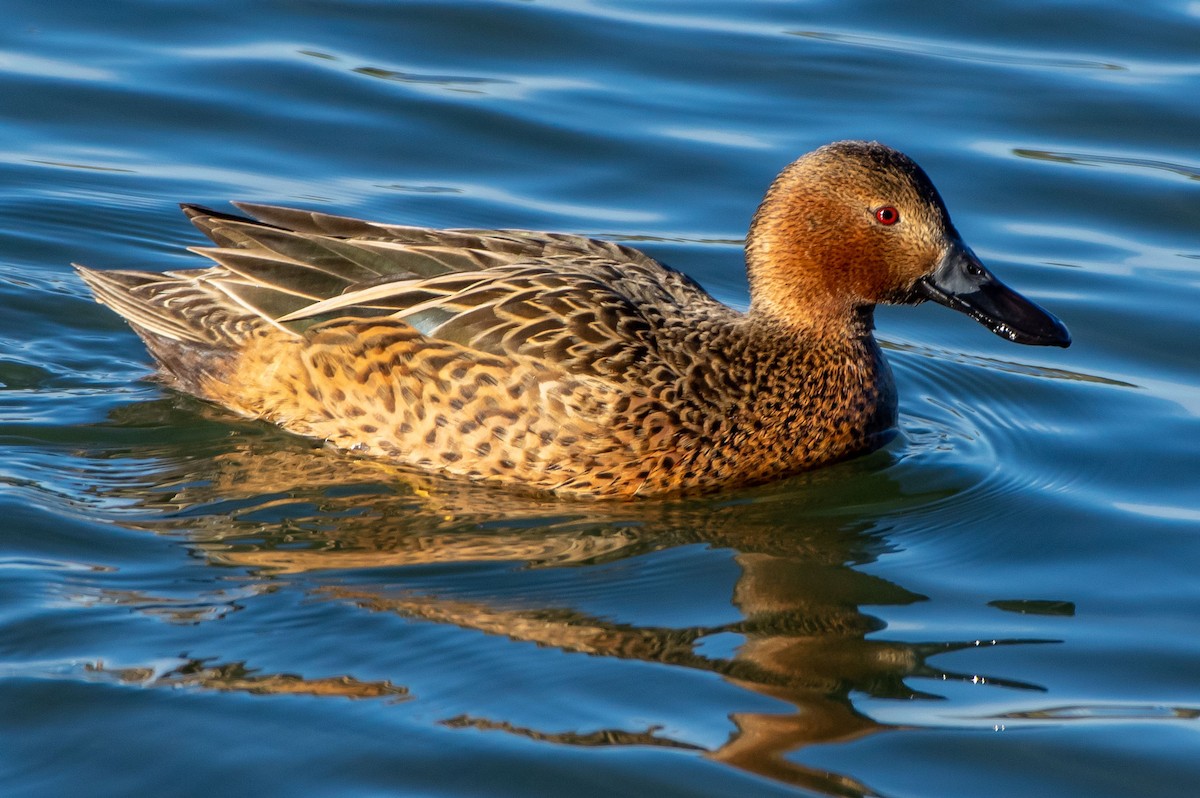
874,206,900,225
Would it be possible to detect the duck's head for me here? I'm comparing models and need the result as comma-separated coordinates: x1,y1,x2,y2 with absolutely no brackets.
746,140,1070,347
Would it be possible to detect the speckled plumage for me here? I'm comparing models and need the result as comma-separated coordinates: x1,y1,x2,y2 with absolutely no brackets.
76,141,1068,497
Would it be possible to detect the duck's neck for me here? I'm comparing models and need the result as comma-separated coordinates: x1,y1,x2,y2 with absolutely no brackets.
741,305,887,400
722,308,897,481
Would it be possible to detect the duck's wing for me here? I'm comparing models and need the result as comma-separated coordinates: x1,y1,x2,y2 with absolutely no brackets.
168,203,734,378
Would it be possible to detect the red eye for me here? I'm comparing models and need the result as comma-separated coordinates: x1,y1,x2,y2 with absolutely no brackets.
875,206,900,225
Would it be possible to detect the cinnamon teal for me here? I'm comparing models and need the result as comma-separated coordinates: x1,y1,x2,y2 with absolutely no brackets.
76,141,1070,497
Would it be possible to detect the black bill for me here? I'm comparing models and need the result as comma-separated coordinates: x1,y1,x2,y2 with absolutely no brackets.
914,240,1071,347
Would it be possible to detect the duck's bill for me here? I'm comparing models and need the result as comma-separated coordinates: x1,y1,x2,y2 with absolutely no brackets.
914,242,1071,347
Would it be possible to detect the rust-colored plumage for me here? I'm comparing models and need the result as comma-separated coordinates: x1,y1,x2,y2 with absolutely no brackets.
76,141,1069,497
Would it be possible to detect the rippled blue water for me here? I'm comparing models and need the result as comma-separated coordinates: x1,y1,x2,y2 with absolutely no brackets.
3,2,1199,796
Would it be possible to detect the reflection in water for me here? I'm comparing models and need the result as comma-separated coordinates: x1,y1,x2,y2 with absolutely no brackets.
79,399,1056,798
65,584,269,624
988,598,1076,616
443,714,705,752
87,658,408,701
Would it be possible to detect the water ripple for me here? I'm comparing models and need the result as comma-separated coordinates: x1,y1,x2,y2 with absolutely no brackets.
790,29,1124,71
996,703,1200,722
1014,147,1200,182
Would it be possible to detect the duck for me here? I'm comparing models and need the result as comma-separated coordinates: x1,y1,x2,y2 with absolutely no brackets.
76,141,1070,498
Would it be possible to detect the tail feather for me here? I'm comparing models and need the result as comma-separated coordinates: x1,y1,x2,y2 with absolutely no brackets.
75,264,265,395
75,265,217,344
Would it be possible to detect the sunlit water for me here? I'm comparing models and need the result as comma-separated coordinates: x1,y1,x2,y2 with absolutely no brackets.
2,2,1199,796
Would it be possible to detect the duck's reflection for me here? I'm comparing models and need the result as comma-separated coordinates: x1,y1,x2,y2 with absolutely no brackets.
88,657,409,701
89,403,1049,798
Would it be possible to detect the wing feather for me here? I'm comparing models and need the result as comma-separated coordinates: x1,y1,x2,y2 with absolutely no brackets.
89,203,737,380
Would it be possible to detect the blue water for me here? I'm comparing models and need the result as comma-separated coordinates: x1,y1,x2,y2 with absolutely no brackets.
3,1,1200,796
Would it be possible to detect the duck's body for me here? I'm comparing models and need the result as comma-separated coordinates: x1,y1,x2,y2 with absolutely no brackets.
77,141,1068,497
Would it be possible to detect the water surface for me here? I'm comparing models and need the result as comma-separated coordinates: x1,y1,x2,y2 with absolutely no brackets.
2,1,1199,796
